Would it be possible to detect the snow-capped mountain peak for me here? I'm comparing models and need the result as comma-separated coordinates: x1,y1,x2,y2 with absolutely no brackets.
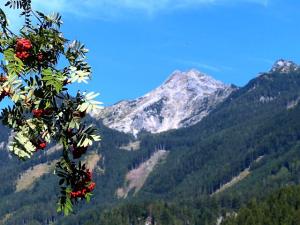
270,59,299,73
164,69,224,89
94,69,235,135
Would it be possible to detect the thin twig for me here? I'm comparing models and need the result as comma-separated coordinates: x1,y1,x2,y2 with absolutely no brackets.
31,10,42,24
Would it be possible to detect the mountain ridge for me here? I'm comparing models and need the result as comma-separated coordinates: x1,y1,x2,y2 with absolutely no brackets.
1,59,300,225
270,59,299,74
94,69,235,135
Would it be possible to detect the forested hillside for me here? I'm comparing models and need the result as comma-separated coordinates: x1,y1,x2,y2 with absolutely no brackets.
1,64,300,224
138,68,300,203
222,186,300,225
0,121,137,224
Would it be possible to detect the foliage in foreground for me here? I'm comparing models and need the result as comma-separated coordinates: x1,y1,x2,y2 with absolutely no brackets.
0,0,102,214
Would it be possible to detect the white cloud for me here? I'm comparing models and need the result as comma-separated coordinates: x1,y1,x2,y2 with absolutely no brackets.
173,58,236,73
3,0,270,25
32,0,270,17
174,58,221,72
32,0,68,12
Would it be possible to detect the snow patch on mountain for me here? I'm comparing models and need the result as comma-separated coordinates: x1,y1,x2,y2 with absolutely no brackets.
94,69,235,135
270,59,299,73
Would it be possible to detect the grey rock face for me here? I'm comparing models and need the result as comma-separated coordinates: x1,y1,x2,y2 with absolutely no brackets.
94,69,235,135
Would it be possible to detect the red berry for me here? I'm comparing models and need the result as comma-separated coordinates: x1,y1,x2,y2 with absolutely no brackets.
15,38,32,61
39,142,47,149
37,52,43,62
32,109,45,118
16,51,30,60
16,38,32,51
70,191,77,198
87,182,96,192
16,52,23,59
35,140,47,151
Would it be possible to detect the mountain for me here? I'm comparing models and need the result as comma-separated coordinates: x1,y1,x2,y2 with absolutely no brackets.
1,59,300,225
270,59,299,73
94,69,235,135
137,59,300,200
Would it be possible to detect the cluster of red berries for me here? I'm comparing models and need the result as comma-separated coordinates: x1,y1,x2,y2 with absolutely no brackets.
37,52,43,62
15,38,32,61
32,109,52,118
32,109,45,118
70,182,95,198
70,170,96,199
34,140,47,151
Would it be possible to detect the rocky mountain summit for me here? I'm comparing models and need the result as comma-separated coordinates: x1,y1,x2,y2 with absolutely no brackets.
270,59,299,73
94,69,235,135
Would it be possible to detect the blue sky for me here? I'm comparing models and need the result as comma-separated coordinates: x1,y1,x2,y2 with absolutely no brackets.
3,0,300,106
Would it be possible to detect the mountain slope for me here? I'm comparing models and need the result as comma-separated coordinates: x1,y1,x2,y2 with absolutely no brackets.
222,186,300,225
1,60,300,225
95,69,234,135
136,60,300,200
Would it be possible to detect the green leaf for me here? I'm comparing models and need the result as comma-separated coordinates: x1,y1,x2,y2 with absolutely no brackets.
8,131,36,160
42,68,65,93
77,92,103,113
85,193,92,203
76,125,101,147
4,48,24,76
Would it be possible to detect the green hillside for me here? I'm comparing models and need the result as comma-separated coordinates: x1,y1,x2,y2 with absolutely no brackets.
138,70,300,202
222,185,300,225
1,68,300,224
